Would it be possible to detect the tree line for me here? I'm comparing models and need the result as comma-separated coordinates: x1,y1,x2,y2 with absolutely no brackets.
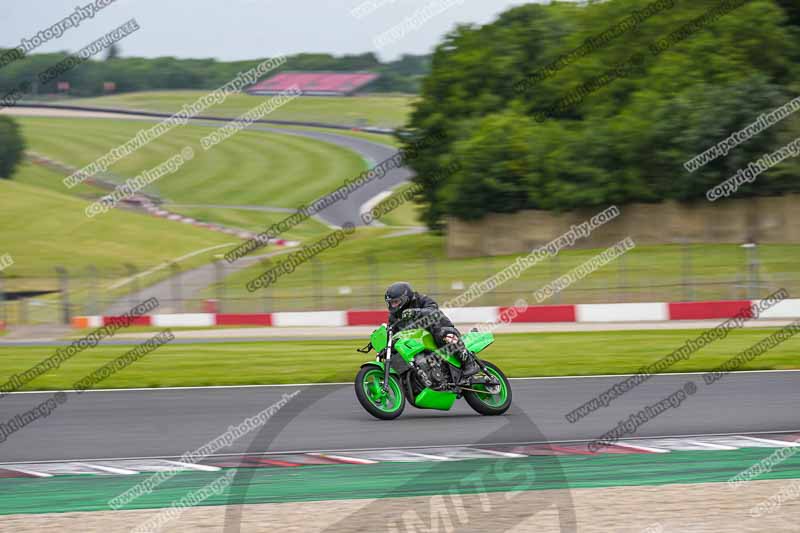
0,50,430,97
399,0,800,229
0,52,430,179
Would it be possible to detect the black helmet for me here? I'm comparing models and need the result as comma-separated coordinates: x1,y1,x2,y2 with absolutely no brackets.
385,282,413,311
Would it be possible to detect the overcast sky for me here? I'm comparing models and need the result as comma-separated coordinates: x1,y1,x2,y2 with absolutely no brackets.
1,0,565,62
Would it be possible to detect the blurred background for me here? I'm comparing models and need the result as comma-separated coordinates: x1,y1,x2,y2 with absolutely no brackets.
2,3,800,531
0,0,799,327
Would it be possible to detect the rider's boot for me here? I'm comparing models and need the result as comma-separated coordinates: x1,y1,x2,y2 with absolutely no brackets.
442,332,480,381
458,348,480,378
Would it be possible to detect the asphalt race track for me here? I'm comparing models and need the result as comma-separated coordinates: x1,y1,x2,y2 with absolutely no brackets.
1,371,797,463
253,125,413,228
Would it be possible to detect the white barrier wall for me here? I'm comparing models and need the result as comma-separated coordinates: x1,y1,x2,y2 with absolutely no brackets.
272,311,347,327
576,302,668,323
151,313,215,327
441,307,500,324
756,299,800,319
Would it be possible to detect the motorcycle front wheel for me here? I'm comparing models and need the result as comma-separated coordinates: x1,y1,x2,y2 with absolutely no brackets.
354,365,406,420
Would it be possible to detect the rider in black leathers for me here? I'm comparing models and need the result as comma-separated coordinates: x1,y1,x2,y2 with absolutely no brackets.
384,281,480,377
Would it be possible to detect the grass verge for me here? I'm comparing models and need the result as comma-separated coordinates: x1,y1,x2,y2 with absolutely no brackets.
71,92,415,128
372,182,422,226
164,205,332,240
0,178,236,291
15,116,367,208
1,328,797,390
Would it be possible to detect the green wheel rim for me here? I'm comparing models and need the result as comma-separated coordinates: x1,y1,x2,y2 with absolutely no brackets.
472,367,508,407
362,369,403,413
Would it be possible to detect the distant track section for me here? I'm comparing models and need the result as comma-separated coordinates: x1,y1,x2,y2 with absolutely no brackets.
12,102,394,134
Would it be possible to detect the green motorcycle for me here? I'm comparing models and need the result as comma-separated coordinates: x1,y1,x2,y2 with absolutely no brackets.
354,323,512,420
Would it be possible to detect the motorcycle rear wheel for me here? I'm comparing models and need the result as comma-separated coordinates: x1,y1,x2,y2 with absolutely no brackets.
463,361,512,416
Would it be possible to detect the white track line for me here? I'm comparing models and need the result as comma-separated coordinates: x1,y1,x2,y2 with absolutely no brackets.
3,383,346,395
466,448,527,458
738,435,800,447
359,190,393,227
5,369,800,396
310,453,378,465
2,467,53,477
512,369,800,380
3,429,798,466
76,463,138,475
610,442,670,453
165,461,220,472
403,452,451,461
685,440,738,451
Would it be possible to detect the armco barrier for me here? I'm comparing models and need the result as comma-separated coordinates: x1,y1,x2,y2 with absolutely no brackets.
71,298,800,329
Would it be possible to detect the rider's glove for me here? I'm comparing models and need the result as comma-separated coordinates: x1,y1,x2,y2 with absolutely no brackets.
401,308,417,321
444,333,459,344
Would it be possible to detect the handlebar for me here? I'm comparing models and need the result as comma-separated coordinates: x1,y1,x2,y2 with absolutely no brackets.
356,342,373,353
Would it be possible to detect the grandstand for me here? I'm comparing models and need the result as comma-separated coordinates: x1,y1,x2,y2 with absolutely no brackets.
247,71,380,96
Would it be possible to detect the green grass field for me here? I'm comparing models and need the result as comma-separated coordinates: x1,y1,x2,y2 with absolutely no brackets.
15,116,367,208
0,328,797,390
165,183,422,237
3,111,408,317
72,92,415,128
0,176,241,323
0,178,235,286
373,182,423,226
16,156,104,199
214,232,800,311
165,205,333,240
